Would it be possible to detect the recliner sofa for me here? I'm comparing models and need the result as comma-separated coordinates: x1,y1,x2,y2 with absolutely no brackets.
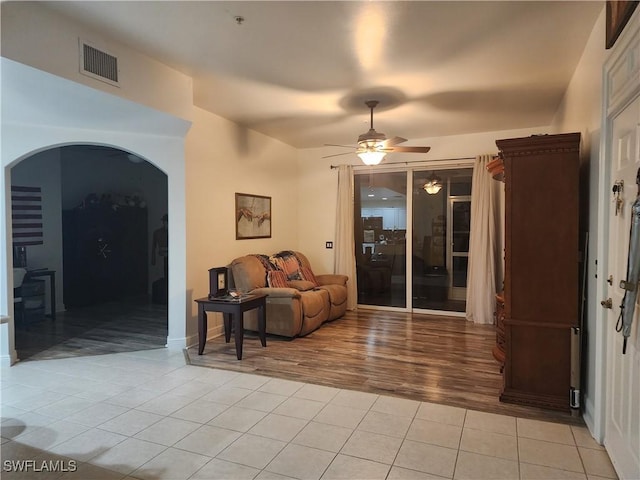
229,251,348,337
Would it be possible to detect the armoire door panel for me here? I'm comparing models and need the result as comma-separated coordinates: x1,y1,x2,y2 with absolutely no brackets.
495,132,581,412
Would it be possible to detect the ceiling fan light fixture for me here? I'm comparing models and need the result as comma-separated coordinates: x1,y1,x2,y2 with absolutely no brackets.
358,151,386,165
357,137,387,165
423,173,443,194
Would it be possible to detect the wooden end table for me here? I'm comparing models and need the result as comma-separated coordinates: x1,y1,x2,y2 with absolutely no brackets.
195,294,267,360
25,269,56,320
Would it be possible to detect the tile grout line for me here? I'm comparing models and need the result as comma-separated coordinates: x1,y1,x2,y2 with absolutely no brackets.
2,351,618,480
450,408,469,480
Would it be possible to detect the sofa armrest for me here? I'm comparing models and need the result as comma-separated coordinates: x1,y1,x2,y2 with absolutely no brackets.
252,287,301,299
315,274,348,286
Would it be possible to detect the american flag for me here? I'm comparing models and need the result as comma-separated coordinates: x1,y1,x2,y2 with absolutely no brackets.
12,186,43,246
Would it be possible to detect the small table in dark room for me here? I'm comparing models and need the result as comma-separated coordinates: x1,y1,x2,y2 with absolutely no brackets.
24,269,56,321
195,293,267,360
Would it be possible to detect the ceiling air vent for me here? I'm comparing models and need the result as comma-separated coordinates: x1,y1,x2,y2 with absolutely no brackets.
79,39,119,87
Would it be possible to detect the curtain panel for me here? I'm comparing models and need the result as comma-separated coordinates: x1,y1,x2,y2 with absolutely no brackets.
334,165,358,310
465,155,504,324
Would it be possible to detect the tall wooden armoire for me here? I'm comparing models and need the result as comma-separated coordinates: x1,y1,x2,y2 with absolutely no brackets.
63,205,148,308
495,133,581,412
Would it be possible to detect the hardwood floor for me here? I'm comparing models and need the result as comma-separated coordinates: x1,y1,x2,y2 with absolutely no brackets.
187,308,584,426
15,296,168,361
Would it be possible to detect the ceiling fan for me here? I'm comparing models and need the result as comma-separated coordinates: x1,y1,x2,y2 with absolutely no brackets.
325,100,431,165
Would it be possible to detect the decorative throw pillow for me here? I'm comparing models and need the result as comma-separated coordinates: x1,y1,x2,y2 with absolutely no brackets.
287,280,316,291
300,266,319,287
267,270,288,288
270,253,303,280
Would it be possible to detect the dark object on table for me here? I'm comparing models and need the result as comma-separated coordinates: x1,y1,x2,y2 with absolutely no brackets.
208,267,228,299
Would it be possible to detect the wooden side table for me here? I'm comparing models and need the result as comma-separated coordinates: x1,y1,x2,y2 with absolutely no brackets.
25,269,56,320
195,294,267,360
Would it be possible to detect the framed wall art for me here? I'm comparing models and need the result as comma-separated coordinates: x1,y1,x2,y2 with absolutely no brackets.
235,193,271,239
606,0,639,49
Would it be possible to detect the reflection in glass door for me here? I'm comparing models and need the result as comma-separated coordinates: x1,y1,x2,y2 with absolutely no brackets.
354,171,407,308
449,198,471,301
412,169,472,311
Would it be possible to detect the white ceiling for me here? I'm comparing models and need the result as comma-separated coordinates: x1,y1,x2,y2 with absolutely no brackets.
43,1,603,149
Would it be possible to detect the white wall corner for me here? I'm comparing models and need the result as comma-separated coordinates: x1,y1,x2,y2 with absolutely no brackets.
165,336,188,351
582,396,603,444
0,319,18,367
0,355,16,368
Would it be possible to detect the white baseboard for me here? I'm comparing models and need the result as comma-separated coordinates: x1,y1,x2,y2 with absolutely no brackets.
0,351,18,367
165,336,187,350
582,396,603,444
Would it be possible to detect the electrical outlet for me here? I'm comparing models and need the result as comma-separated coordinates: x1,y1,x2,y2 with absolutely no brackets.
326,241,333,249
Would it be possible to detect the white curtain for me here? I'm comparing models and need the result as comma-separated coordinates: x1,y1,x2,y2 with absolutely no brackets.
334,165,358,310
465,155,504,324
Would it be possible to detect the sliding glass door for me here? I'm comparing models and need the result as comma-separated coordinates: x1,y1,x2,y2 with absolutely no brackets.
412,169,471,311
449,197,471,301
354,171,407,308
355,167,472,312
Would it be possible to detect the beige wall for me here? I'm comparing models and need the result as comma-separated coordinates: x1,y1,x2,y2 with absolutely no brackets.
1,2,610,416
1,0,195,360
549,6,606,437
550,6,605,135
0,2,300,354
1,2,193,120
184,106,299,330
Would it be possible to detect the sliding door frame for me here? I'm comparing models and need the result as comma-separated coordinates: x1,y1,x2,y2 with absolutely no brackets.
353,159,474,315
447,195,472,301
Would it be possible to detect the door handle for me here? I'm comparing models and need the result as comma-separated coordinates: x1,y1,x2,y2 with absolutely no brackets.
601,298,613,309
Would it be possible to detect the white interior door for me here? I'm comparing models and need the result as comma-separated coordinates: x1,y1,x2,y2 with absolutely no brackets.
604,93,640,479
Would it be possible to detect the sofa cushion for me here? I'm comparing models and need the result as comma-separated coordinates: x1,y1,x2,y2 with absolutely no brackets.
298,289,330,336
287,280,316,291
319,284,348,306
267,270,288,288
230,255,268,292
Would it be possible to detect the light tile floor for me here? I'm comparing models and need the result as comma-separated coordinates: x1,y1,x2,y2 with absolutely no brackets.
0,348,618,480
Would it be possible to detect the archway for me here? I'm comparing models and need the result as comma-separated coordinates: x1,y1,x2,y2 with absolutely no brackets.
11,145,169,359
1,58,191,366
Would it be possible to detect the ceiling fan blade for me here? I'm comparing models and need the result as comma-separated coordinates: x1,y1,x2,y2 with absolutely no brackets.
330,101,428,158
389,146,431,153
321,151,355,159
383,136,407,146
324,143,355,149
